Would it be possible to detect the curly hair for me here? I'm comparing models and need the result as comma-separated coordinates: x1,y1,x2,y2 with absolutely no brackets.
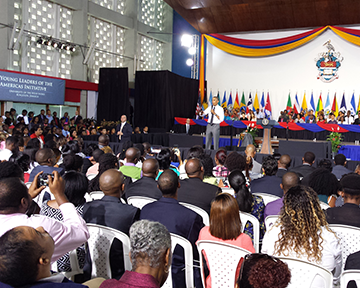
309,168,340,196
224,152,246,172
274,185,334,263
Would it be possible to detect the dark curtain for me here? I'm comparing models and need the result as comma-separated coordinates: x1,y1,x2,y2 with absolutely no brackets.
134,70,199,131
97,68,129,122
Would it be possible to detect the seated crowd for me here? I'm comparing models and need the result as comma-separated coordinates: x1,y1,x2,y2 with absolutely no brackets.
0,116,359,288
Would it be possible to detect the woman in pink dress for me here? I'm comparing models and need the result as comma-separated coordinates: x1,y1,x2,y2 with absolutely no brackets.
197,193,255,288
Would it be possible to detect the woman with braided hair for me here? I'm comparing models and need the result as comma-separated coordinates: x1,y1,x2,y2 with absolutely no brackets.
261,185,342,287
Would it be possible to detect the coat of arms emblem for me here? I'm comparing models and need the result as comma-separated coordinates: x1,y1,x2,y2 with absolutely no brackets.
315,40,343,83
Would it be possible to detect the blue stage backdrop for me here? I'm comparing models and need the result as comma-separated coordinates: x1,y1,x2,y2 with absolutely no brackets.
0,70,65,105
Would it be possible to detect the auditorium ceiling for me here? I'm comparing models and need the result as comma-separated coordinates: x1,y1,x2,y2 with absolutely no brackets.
163,0,360,34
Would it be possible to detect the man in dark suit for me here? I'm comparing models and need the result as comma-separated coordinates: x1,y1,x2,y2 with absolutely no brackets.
326,173,360,227
140,169,204,288
179,118,194,135
125,158,162,200
177,158,220,214
70,110,83,125
82,169,140,280
52,111,60,127
276,154,291,178
332,154,352,180
36,109,46,124
290,151,316,178
116,115,133,143
251,155,283,197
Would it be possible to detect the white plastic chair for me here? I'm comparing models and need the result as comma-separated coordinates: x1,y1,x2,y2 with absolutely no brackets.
252,192,281,205
329,224,360,271
264,215,279,230
180,202,210,226
51,248,83,280
86,223,131,279
221,188,235,196
319,201,331,210
162,233,194,288
341,270,360,288
239,211,260,253
89,191,104,201
127,196,156,209
33,187,55,206
277,256,333,288
196,240,251,288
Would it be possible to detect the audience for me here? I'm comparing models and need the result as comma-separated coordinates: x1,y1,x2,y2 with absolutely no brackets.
29,148,64,182
276,154,291,178
83,169,140,280
245,144,262,178
99,220,171,288
88,153,118,192
212,149,229,177
228,169,266,241
119,147,142,180
262,185,342,285
290,151,316,177
251,156,283,197
0,136,18,161
140,169,204,288
197,193,255,288
332,153,352,180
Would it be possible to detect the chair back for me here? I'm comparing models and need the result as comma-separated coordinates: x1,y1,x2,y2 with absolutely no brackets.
86,223,131,279
277,256,333,288
329,224,360,271
239,211,260,252
87,173,97,180
221,188,235,196
51,248,83,280
340,270,360,288
264,215,279,230
88,191,105,201
196,240,251,288
252,192,280,205
127,196,156,209
180,202,209,226
319,201,331,210
162,233,194,288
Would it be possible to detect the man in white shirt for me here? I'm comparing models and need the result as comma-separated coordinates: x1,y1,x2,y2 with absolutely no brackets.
344,110,354,124
201,97,224,150
17,109,29,125
45,109,53,123
0,136,18,161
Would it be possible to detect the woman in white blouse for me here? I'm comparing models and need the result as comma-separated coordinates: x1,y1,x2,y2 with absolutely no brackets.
261,185,342,287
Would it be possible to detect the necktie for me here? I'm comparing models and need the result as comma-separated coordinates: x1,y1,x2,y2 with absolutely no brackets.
210,106,214,124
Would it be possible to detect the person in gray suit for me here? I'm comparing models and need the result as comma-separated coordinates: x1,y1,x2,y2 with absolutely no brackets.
276,154,291,178
290,151,316,178
332,154,352,180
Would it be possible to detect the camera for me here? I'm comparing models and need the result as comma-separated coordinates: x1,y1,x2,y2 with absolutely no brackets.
37,173,53,187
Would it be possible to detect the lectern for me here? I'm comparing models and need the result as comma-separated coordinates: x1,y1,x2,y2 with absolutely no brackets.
257,119,277,154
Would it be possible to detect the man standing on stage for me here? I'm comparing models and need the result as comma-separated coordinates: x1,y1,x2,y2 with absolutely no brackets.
201,97,224,150
116,114,133,143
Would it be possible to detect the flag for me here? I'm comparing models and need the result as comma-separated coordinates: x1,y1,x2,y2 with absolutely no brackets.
293,93,301,114
227,91,233,109
254,92,260,111
265,92,272,119
195,91,202,118
240,92,246,111
234,91,240,110
246,92,253,113
202,89,208,109
260,92,265,110
331,93,339,117
301,92,307,112
358,95,360,113
340,93,347,112
310,92,316,112
208,90,213,107
315,93,323,117
324,92,331,115
221,91,227,108
286,93,292,112
351,93,356,115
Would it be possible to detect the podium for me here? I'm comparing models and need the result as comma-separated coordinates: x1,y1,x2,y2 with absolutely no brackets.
257,119,277,154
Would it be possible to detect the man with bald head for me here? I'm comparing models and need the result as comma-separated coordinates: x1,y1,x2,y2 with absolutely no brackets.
119,147,142,180
29,148,64,182
124,158,162,200
276,154,291,178
98,134,113,154
177,158,221,214
116,115,132,143
83,169,140,280
264,171,300,219
140,170,204,288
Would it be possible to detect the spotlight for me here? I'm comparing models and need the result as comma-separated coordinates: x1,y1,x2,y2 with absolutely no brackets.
44,38,52,46
69,46,76,52
181,34,193,48
186,58,194,66
51,40,58,48
36,37,44,45
188,47,196,55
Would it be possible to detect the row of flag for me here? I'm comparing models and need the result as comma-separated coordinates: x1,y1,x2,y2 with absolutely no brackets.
286,92,360,117
200,90,273,119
